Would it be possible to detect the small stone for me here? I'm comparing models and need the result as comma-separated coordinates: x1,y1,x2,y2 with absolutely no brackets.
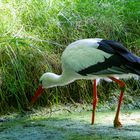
0,118,8,122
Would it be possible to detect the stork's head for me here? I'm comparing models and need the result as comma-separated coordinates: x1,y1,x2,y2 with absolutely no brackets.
40,72,59,88
30,72,59,104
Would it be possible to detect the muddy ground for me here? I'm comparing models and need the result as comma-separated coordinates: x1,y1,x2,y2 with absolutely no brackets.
0,105,140,140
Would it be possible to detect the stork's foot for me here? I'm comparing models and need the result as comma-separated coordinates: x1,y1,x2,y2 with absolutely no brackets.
114,119,123,128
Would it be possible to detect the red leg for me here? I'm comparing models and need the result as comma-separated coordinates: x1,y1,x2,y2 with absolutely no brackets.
109,77,126,128
92,79,98,125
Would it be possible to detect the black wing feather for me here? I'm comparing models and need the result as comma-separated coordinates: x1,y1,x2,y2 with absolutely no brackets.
98,40,128,53
78,39,140,76
98,40,140,63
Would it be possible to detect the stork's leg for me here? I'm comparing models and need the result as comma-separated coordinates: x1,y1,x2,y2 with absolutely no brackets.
92,79,98,125
109,77,126,128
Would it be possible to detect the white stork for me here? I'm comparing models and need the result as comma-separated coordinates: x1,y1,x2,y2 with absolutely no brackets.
30,38,140,128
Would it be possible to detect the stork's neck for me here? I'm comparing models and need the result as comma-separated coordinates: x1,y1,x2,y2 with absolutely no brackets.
48,73,74,87
51,74,66,86
41,71,77,88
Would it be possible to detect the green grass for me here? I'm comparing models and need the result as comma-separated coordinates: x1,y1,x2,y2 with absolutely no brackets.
0,0,140,114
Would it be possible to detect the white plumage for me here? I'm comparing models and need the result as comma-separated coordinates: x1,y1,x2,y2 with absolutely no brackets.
40,38,138,88
61,39,111,76
31,38,140,128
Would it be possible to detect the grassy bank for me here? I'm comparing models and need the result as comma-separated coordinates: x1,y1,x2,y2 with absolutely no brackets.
0,0,140,113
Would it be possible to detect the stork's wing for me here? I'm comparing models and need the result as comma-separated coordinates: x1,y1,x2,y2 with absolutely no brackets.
97,40,140,75
97,40,140,63
62,44,130,76
78,54,128,76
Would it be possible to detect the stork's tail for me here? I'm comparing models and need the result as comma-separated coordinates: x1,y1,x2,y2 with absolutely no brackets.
132,62,140,76
127,61,140,76
121,51,140,76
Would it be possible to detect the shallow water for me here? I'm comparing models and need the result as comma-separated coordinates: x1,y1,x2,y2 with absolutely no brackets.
0,108,140,140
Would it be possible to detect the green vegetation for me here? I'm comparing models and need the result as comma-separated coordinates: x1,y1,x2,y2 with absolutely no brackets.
0,0,140,113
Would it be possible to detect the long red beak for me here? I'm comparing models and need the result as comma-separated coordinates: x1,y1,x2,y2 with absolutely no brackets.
30,85,44,104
